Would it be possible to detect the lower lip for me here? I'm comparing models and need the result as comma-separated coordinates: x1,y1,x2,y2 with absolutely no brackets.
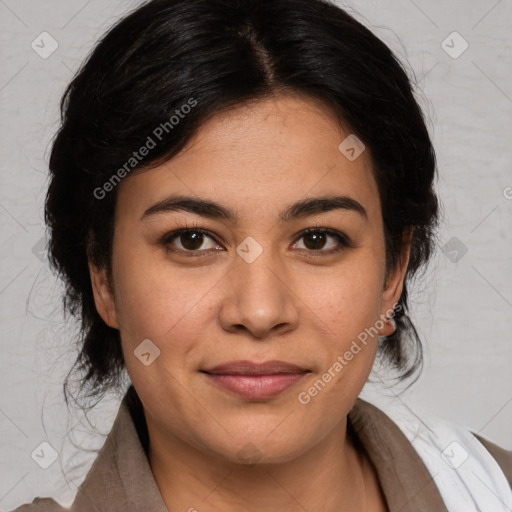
202,372,308,399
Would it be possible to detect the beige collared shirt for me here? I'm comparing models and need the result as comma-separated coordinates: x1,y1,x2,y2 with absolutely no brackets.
12,385,512,512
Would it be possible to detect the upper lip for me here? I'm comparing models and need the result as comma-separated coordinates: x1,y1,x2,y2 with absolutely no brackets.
201,360,310,375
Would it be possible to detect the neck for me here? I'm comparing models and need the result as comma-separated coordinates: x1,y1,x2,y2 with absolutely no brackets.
146,413,386,512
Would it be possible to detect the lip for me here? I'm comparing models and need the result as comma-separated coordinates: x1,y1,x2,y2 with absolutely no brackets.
202,359,310,375
201,360,310,400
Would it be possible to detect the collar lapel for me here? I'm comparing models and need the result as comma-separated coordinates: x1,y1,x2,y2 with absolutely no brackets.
71,390,168,511
348,398,448,512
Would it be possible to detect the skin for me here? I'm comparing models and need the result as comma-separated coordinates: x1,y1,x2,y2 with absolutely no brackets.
89,94,412,512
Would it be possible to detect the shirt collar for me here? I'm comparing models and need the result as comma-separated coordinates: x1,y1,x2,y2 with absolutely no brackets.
72,385,446,512
348,398,447,511
72,386,167,511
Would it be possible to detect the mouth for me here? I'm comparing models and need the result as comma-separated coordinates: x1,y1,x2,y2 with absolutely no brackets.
200,360,311,400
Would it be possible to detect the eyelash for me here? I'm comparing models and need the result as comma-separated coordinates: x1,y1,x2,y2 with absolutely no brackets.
159,223,352,258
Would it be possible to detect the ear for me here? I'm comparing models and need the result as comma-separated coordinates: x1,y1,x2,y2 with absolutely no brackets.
88,262,119,329
379,228,414,333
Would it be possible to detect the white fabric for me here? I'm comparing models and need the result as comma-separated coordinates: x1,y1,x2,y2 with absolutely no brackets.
383,400,512,511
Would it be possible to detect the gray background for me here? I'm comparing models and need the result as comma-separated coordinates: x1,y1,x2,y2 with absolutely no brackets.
1,0,511,509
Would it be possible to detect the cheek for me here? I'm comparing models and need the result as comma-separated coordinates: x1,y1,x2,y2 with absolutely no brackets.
112,254,217,398
302,258,384,336
111,242,218,351
297,256,384,386
295,269,384,412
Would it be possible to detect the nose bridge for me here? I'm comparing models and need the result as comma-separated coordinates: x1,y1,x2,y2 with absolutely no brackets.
219,240,299,338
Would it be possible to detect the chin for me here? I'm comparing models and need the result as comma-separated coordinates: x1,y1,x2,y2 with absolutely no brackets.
195,424,316,466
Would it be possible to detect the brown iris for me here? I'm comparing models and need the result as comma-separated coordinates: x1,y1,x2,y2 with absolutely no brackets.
180,231,205,250
302,232,327,250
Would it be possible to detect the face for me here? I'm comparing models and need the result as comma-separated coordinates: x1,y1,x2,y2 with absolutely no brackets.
90,94,410,465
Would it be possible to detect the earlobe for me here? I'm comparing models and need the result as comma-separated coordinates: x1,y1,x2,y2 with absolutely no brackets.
88,262,119,329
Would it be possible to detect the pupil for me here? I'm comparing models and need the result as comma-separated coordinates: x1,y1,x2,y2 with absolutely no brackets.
181,231,203,250
305,232,325,250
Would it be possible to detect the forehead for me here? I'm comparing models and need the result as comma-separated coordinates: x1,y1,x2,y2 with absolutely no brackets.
117,94,380,225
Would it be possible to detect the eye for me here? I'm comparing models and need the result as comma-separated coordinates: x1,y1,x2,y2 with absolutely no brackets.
161,228,222,256
160,226,351,258
292,228,351,254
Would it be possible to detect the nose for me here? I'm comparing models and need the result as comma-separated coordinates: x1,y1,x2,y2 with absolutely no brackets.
218,247,300,339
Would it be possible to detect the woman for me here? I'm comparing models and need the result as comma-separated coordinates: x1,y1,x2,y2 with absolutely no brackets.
12,0,512,510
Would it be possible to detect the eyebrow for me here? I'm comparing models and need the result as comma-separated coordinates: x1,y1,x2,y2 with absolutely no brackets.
140,194,368,223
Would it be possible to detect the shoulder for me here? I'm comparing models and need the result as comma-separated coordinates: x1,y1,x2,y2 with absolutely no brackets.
473,433,512,487
9,497,67,512
352,397,512,506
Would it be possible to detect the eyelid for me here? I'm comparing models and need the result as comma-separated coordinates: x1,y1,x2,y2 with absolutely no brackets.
291,227,352,255
159,226,352,256
159,227,221,250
